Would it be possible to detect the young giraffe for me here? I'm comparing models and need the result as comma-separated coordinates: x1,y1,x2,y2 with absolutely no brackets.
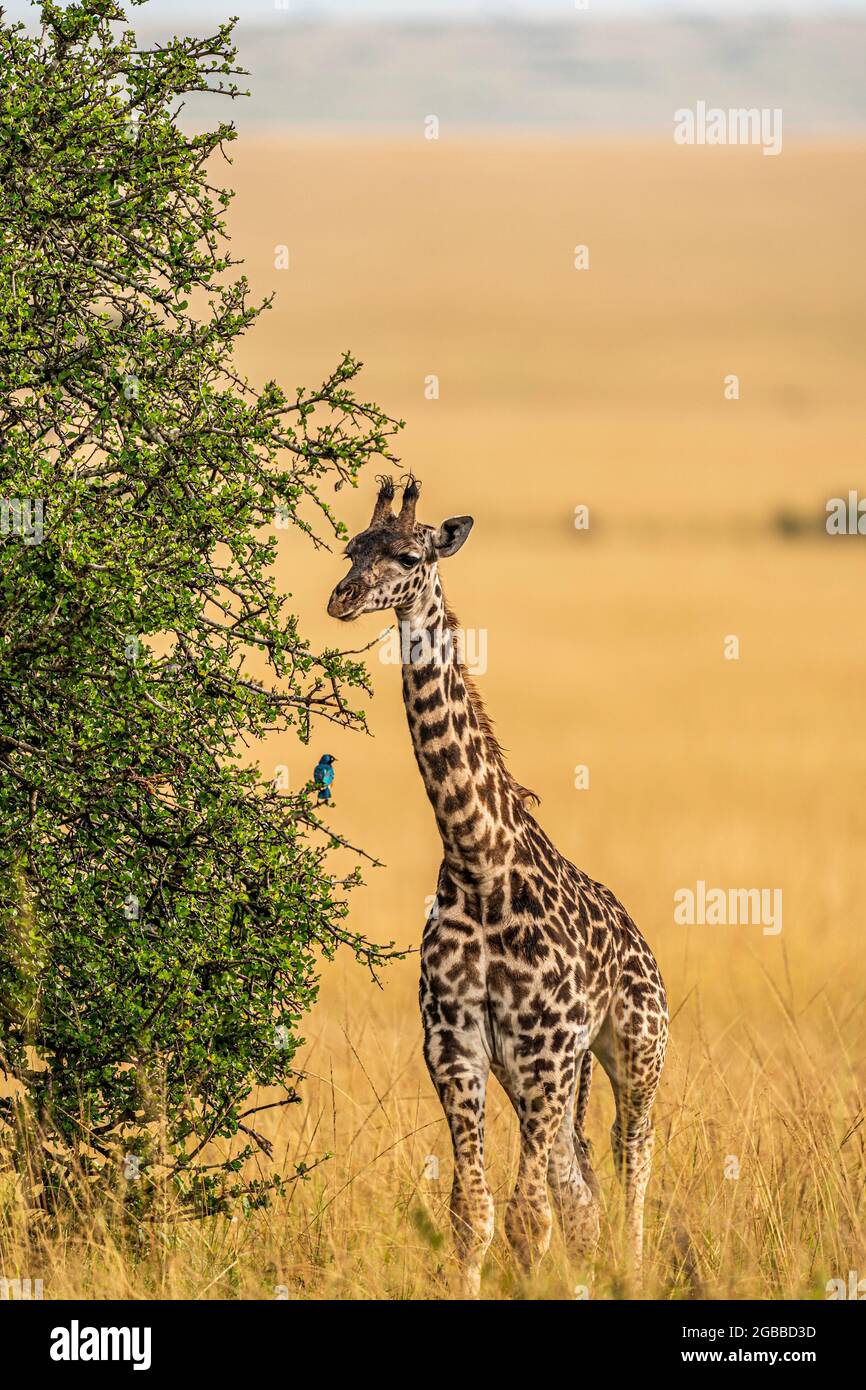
327,477,668,1295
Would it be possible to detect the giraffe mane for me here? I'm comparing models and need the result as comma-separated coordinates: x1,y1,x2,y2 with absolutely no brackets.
443,600,540,808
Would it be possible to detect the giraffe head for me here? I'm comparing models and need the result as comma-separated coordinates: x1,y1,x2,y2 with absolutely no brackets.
327,476,473,622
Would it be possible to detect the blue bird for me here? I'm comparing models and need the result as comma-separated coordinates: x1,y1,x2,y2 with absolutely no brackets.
313,753,336,805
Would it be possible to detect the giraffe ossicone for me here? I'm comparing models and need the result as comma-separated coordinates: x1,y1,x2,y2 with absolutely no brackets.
328,476,668,1294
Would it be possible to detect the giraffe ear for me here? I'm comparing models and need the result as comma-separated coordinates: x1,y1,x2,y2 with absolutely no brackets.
432,515,473,557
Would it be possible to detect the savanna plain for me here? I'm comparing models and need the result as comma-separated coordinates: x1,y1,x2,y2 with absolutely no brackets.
3,138,865,1299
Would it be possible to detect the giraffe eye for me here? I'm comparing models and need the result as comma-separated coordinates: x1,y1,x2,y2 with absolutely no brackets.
397,553,421,570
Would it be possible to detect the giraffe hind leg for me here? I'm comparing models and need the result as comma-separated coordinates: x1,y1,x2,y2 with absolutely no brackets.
593,1005,667,1277
573,1048,601,1202
545,1050,600,1255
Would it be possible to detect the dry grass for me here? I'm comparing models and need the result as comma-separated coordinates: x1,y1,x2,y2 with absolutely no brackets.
2,138,865,1299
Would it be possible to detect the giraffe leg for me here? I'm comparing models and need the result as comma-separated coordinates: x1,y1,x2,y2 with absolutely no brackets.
613,1122,654,1276
504,1058,575,1272
593,1008,667,1277
547,1054,600,1255
423,1023,494,1298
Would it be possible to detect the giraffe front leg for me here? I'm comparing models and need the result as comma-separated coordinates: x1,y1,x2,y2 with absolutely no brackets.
548,1100,600,1255
499,1056,600,1257
423,1021,494,1299
504,1059,575,1272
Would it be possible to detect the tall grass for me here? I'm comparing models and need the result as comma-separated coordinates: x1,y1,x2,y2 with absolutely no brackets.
2,943,863,1300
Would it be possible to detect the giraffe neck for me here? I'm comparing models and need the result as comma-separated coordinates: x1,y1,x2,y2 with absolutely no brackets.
397,576,520,895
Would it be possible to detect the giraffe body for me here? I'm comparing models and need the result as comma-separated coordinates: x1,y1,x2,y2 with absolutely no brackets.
328,477,668,1294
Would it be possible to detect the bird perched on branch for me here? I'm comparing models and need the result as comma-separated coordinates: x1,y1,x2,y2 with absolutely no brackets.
313,753,336,804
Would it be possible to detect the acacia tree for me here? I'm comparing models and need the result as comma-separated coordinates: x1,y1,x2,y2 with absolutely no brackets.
0,0,401,1213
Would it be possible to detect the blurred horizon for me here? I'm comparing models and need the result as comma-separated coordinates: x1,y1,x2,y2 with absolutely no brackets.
6,0,866,14
196,12,866,134
7,1,866,11
6,2,866,133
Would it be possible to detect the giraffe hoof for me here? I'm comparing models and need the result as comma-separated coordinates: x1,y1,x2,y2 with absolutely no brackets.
505,1201,553,1271
562,1199,600,1255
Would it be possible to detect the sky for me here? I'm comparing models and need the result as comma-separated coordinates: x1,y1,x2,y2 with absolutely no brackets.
6,0,863,131
4,0,866,18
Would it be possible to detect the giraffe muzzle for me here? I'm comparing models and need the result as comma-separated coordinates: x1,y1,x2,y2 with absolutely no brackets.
327,577,364,620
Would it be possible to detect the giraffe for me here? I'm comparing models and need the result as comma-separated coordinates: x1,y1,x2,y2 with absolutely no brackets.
327,476,668,1296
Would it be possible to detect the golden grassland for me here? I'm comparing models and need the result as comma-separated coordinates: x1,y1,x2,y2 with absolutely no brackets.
3,139,866,1299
